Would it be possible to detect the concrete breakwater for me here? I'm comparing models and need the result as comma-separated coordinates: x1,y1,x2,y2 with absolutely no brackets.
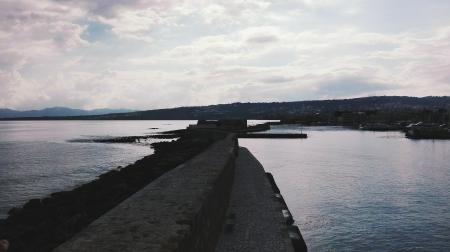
55,134,307,252
1,130,307,251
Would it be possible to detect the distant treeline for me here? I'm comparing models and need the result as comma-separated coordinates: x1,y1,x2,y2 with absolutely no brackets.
280,108,450,126
2,96,450,123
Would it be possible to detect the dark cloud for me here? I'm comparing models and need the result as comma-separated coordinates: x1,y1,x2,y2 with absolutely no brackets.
261,76,294,83
53,0,176,17
315,77,395,97
0,51,26,71
247,34,279,44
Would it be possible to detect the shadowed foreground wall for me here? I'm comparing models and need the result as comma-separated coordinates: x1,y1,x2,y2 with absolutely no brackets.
54,134,237,252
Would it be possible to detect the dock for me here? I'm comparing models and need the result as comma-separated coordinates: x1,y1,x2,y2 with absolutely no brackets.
27,134,306,251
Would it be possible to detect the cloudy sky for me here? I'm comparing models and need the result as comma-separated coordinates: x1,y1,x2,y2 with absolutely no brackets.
1,0,450,110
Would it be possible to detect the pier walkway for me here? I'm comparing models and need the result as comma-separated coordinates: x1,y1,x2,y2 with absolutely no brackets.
52,136,305,252
215,148,295,252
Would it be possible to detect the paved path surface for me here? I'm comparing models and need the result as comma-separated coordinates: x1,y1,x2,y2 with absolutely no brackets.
215,147,294,252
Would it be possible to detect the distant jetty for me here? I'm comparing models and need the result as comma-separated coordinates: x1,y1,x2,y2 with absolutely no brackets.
69,120,307,144
238,133,307,138
190,119,307,139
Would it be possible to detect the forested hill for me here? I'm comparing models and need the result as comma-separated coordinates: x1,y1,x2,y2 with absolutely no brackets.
3,96,450,120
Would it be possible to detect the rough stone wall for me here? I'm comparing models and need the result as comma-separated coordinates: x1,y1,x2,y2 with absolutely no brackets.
54,134,237,252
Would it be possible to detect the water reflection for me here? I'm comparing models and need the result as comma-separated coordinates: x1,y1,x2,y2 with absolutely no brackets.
240,126,450,251
0,120,194,218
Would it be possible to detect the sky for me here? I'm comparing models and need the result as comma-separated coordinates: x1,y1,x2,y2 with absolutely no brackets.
1,0,450,110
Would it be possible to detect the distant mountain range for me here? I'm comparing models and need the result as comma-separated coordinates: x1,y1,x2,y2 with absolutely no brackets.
0,107,134,118
2,96,450,120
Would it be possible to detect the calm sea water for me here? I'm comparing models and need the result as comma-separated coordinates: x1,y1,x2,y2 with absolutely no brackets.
240,125,450,251
0,120,194,218
1,121,449,251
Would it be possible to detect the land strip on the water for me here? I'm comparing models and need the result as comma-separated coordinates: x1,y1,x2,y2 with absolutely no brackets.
2,96,449,139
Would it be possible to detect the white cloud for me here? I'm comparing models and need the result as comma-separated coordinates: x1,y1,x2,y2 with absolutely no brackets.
0,0,449,109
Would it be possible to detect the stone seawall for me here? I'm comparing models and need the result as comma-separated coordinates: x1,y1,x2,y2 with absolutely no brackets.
54,135,238,252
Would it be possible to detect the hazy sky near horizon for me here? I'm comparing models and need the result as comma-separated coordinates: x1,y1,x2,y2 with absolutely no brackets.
1,0,450,110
